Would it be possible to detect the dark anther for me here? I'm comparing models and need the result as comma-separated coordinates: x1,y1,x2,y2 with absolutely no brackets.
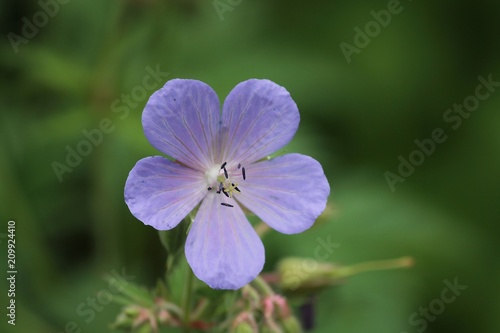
238,163,241,169
221,203,234,207
220,162,227,169
223,167,228,179
234,186,241,192
242,167,246,180
207,187,212,191
222,189,229,198
216,190,221,194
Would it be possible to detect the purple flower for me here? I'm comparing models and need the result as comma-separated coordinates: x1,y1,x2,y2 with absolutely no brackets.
125,79,330,290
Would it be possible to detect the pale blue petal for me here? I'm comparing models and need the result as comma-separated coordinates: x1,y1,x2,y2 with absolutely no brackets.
219,79,300,165
142,79,220,170
185,193,265,289
125,156,206,230
235,154,329,234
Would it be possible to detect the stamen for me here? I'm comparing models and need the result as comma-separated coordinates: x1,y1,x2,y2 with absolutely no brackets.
207,187,212,191
221,203,234,207
220,162,227,169
242,167,246,180
223,167,228,179
232,183,241,192
222,189,229,198
238,163,241,169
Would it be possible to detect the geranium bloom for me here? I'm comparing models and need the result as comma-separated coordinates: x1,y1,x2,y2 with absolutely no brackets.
125,79,329,289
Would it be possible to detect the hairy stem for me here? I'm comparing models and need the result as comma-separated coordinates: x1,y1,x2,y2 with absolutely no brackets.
181,263,195,332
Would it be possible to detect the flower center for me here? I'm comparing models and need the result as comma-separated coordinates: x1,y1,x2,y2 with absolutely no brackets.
205,161,247,207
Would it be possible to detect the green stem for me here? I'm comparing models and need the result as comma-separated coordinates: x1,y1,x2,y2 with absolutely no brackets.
159,301,183,317
332,256,414,279
251,275,274,297
182,263,195,332
190,298,209,320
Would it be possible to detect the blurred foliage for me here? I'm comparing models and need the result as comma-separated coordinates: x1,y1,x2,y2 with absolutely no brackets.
1,0,499,332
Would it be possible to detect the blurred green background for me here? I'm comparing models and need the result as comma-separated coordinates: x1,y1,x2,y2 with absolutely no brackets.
1,0,499,332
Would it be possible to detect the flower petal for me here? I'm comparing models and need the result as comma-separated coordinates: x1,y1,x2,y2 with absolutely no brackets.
125,156,206,230
220,79,300,165
185,193,265,289
235,154,329,234
142,79,220,170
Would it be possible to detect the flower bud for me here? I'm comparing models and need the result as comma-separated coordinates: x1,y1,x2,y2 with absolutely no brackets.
278,256,413,295
277,257,340,294
124,305,141,316
110,311,135,330
136,323,153,333
157,309,171,325
261,324,283,333
232,322,257,333
110,306,140,330
231,312,258,333
281,315,303,333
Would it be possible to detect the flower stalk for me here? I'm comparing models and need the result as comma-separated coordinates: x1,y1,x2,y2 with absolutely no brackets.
181,262,195,332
